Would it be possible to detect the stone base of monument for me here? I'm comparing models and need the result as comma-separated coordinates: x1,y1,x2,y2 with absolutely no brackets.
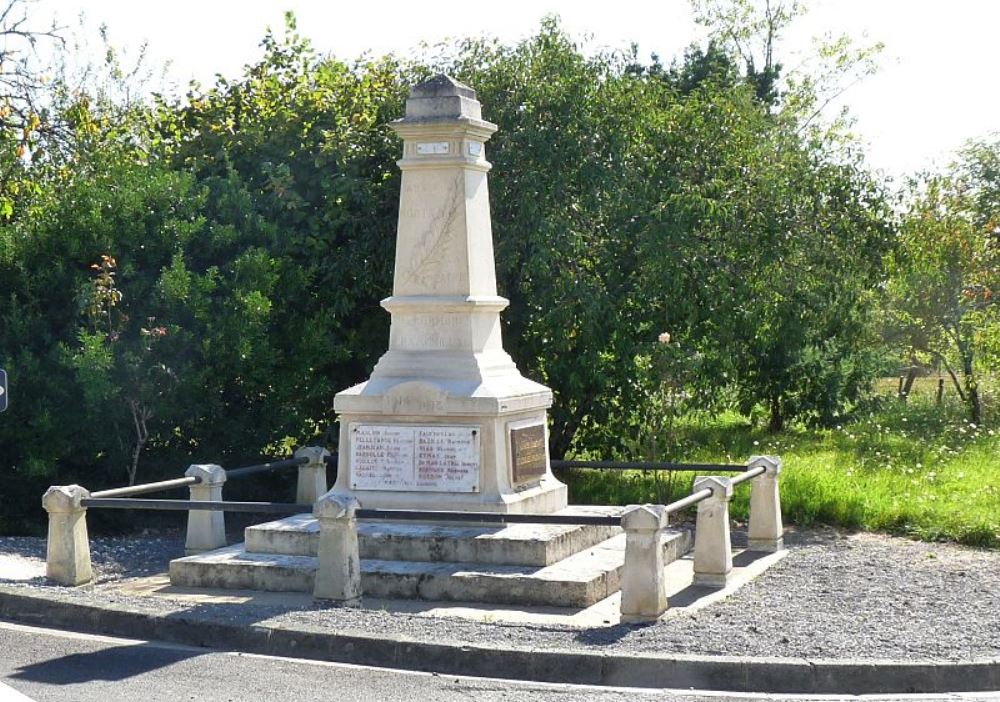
169,507,692,608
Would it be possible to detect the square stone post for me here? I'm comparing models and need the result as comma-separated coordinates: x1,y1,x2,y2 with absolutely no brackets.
748,455,784,553
692,476,734,588
313,493,362,602
620,504,669,622
42,485,93,586
184,464,227,555
294,446,330,505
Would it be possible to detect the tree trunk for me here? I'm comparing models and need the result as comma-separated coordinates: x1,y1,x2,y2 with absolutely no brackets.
958,337,982,425
768,395,784,433
900,366,918,401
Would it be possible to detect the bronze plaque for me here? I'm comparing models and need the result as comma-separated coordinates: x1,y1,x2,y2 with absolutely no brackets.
510,423,547,483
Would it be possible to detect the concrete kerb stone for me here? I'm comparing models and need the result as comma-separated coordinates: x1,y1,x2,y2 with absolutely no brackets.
41,484,93,586
0,586,997,695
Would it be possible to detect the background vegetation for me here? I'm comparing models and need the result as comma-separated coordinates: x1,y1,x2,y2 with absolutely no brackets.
0,2,996,543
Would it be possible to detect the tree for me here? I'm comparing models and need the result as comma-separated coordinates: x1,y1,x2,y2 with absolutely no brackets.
889,137,1000,424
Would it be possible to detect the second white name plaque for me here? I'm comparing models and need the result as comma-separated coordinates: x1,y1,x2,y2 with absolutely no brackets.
350,424,480,492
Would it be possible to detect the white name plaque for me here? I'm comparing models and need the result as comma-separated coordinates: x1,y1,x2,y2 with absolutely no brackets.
350,424,480,492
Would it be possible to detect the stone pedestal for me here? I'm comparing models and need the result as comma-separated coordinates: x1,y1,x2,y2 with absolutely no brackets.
620,504,669,622
748,455,784,552
331,75,566,514
295,446,330,505
692,476,734,588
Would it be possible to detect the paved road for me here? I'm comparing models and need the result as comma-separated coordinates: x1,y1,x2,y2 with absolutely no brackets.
0,620,990,702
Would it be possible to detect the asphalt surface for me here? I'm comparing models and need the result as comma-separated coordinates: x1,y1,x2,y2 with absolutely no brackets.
2,620,992,702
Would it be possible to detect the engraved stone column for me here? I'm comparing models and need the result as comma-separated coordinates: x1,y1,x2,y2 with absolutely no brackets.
620,504,669,622
692,476,734,588
294,446,330,505
332,75,567,514
747,455,784,552
313,493,362,602
42,484,93,586
184,464,227,555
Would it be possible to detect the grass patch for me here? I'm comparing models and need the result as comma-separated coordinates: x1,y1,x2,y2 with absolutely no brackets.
563,378,1000,548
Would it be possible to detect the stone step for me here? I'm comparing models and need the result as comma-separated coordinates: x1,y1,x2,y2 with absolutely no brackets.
244,507,625,566
169,529,691,608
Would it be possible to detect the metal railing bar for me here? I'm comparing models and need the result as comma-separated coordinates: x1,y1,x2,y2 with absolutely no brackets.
552,460,748,472
665,488,714,515
226,457,308,479
81,498,312,514
90,476,201,499
355,509,622,526
323,453,339,465
730,464,767,487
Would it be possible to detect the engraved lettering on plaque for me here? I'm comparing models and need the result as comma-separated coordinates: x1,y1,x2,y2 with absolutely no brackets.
510,423,547,483
350,423,480,492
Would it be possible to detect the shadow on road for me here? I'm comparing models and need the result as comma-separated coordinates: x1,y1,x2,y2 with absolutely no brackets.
10,641,203,685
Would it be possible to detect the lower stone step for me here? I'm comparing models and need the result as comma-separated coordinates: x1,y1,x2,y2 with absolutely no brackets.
169,529,691,608
245,507,625,567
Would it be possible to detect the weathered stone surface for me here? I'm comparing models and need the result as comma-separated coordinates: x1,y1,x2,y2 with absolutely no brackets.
332,75,566,514
620,504,669,622
170,528,691,608
692,476,734,588
184,463,227,555
747,455,784,552
42,484,92,586
313,494,361,601
244,511,623,566
294,446,330,505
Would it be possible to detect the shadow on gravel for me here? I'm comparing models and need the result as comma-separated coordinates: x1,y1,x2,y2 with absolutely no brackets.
10,642,203,685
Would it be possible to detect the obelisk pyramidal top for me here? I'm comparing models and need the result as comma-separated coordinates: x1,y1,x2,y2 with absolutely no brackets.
331,75,567,514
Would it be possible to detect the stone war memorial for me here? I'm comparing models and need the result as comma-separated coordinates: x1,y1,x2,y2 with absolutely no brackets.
49,75,786,623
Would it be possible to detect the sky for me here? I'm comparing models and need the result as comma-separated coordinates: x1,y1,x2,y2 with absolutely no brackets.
32,0,1000,181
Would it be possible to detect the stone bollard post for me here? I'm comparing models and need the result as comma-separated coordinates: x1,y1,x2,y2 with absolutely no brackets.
692,476,734,588
294,446,330,505
313,493,362,602
42,485,93,586
184,464,227,555
620,504,669,622
748,455,784,553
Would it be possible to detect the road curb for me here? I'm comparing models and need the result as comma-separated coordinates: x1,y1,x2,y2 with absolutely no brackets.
1,588,997,695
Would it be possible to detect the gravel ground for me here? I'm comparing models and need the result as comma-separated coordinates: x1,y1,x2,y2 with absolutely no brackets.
1,526,998,662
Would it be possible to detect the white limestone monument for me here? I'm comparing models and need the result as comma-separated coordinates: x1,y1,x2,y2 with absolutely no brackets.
330,75,568,514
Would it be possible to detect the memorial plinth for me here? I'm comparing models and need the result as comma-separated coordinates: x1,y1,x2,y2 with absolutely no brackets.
331,75,567,513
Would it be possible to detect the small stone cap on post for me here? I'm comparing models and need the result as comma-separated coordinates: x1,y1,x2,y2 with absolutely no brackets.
748,455,782,477
693,475,734,500
621,503,668,532
295,446,330,467
42,484,90,513
185,463,226,485
313,492,359,521
402,74,483,121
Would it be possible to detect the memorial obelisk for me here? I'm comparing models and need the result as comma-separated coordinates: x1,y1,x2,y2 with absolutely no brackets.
331,75,567,514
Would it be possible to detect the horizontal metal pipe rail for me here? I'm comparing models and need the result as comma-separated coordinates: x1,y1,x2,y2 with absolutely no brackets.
81,498,312,514
90,476,201,499
226,456,308,479
77,499,622,526
356,508,622,526
551,459,748,472
730,464,767,487
665,488,714,515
